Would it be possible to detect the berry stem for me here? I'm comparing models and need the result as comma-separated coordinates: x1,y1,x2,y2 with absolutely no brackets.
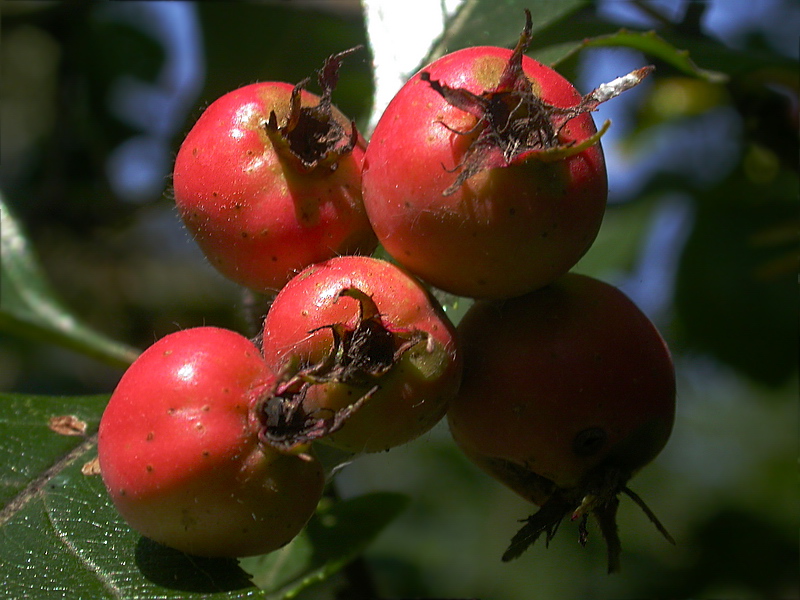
240,288,275,339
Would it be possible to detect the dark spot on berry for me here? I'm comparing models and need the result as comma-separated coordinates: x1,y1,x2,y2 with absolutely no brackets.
572,427,608,457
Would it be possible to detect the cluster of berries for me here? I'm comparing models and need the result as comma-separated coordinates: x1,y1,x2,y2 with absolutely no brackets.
98,11,675,572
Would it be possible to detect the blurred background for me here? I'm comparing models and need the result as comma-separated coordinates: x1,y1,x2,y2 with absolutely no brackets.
1,0,797,598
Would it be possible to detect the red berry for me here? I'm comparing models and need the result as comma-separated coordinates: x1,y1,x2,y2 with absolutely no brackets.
173,50,376,294
98,327,324,557
258,256,462,453
363,12,650,300
447,272,675,571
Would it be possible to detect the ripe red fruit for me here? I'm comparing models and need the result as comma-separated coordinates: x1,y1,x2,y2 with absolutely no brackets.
258,256,462,453
447,273,676,572
173,50,377,294
362,11,650,299
98,327,325,557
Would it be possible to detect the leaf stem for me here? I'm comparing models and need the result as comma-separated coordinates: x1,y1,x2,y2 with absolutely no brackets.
326,479,382,600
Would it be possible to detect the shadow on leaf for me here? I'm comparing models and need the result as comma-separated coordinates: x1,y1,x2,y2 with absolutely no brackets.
134,536,254,593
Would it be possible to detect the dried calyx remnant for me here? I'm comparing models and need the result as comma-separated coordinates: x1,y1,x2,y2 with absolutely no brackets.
265,47,361,173
256,288,428,453
498,453,675,574
421,9,653,195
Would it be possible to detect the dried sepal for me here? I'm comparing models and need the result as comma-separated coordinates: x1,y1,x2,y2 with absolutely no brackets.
257,374,377,453
421,8,653,195
265,46,361,173
256,286,429,452
500,462,674,573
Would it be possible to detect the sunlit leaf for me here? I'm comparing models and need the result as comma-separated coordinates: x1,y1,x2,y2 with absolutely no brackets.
1,392,407,599
0,393,108,508
1,435,256,598
0,197,139,369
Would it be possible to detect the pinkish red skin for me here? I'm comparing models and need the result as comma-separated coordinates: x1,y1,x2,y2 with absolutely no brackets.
261,256,463,453
448,273,675,503
98,327,324,557
173,82,377,294
362,48,608,300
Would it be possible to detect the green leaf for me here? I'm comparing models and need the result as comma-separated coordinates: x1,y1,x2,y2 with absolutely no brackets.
425,0,587,65
548,29,728,82
0,197,139,369
657,32,799,81
241,492,409,599
1,439,257,598
0,392,408,599
572,197,661,279
0,393,108,508
674,167,798,387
